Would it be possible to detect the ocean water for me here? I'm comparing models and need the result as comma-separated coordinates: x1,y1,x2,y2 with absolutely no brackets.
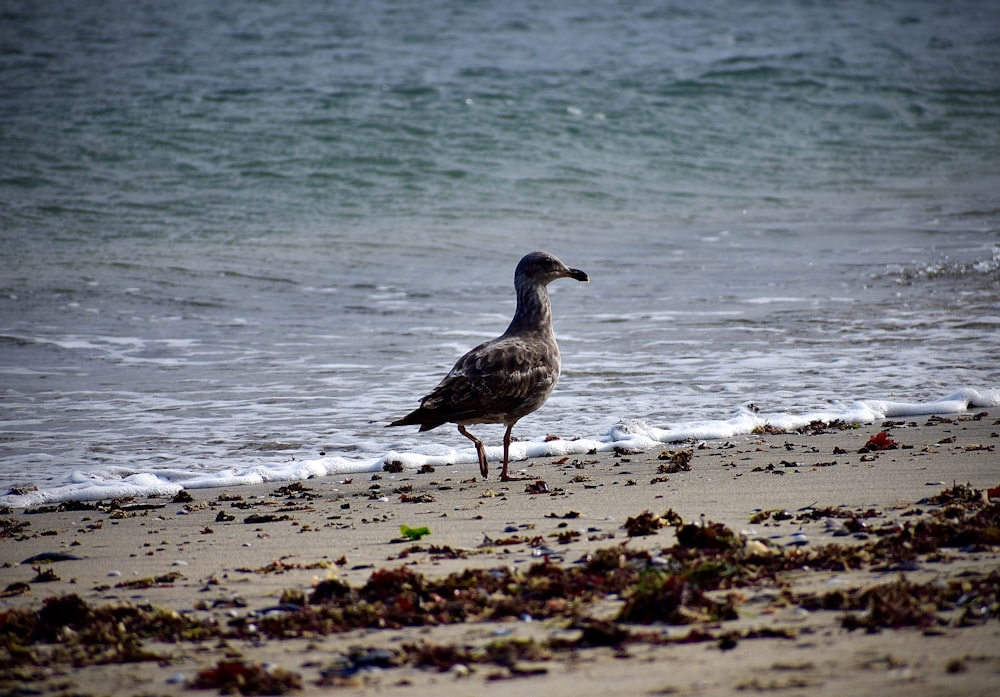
2,0,999,507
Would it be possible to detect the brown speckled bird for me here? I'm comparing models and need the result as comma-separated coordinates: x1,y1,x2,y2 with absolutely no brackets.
388,251,589,480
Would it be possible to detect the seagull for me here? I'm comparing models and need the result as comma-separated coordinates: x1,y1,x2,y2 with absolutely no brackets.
388,251,589,480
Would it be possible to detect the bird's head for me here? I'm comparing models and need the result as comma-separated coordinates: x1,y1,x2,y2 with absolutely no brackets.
516,251,589,285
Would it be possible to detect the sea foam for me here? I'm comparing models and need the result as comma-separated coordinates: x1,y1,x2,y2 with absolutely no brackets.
3,388,996,509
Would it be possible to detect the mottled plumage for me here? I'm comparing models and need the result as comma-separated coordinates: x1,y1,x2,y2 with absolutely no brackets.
388,251,589,480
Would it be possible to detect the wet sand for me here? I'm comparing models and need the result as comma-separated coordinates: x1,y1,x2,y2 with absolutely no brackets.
2,411,998,696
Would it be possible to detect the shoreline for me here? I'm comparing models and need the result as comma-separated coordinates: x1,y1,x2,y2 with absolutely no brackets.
4,387,998,510
2,411,998,696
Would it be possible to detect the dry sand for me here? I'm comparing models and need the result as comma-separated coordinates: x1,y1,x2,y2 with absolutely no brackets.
2,411,998,696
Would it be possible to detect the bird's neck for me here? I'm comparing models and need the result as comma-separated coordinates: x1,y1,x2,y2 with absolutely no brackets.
504,282,553,337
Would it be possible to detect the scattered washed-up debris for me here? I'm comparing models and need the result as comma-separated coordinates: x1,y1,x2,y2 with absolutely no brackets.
525,480,551,494
0,484,997,690
657,448,693,473
191,660,302,695
114,571,184,589
859,431,899,453
623,510,665,537
243,513,291,524
400,524,430,541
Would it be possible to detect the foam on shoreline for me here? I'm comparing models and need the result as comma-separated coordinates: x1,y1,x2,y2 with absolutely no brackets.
3,388,996,509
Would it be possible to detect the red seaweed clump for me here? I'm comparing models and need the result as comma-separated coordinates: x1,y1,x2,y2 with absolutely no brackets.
859,431,898,453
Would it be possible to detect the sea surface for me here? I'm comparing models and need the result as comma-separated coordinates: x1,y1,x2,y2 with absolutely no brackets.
2,0,999,507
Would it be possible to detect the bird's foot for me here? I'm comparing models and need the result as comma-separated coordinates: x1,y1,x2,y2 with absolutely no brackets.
479,460,489,479
499,472,529,482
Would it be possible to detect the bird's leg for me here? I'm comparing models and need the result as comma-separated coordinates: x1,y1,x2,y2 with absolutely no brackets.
458,425,489,478
500,422,517,482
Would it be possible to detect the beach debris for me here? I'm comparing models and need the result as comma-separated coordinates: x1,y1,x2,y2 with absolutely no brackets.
859,431,898,453
743,539,777,557
617,569,739,624
115,571,184,589
23,499,96,514
110,500,167,513
525,480,550,494
402,636,551,675
752,423,786,435
191,660,302,695
243,513,292,524
749,509,794,524
837,577,950,631
0,593,203,669
796,419,853,435
657,448,693,473
574,617,633,647
751,463,786,475
2,483,998,690
399,492,436,503
400,524,430,540
383,460,405,473
4,483,38,497
546,510,581,519
396,543,469,561
918,482,986,506
676,520,741,551
319,646,400,682
30,567,59,582
237,558,334,575
273,482,320,501
623,510,664,537
172,490,194,503
0,517,30,538
554,530,580,544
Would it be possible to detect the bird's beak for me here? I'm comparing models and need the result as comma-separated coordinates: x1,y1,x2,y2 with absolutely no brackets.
566,267,589,283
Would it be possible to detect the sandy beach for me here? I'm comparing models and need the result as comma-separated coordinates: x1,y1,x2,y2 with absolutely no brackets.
2,411,998,696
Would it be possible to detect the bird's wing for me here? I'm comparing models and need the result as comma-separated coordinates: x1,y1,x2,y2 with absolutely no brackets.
417,336,560,424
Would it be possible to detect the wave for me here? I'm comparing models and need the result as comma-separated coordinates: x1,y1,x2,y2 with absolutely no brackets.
4,388,997,510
